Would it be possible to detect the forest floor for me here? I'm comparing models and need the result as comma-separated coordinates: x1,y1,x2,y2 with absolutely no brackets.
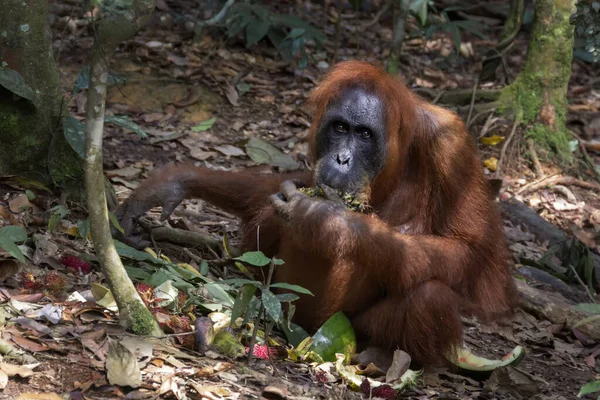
0,0,600,399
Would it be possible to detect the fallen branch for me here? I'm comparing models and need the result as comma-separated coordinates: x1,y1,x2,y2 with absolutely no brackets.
413,88,502,106
517,174,600,195
516,279,600,341
147,225,241,257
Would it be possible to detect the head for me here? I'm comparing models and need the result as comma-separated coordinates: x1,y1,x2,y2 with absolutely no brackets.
313,86,387,196
307,61,417,201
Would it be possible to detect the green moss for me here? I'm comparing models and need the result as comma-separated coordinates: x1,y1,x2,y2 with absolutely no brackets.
526,123,571,162
128,301,158,336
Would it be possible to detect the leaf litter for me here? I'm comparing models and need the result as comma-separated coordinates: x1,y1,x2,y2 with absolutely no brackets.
0,0,598,398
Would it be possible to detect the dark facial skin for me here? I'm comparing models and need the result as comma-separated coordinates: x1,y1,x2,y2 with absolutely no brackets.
314,87,387,194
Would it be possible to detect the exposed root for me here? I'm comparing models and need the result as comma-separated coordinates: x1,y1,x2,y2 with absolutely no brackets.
527,138,545,178
517,174,600,195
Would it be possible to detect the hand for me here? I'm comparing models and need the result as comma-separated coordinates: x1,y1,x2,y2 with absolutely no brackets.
112,181,185,247
269,180,345,221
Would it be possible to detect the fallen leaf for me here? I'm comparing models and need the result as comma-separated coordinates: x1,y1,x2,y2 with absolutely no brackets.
190,149,217,161
214,145,245,157
480,135,505,146
106,339,142,388
0,370,7,389
0,362,39,378
244,137,300,171
484,157,498,171
225,85,239,106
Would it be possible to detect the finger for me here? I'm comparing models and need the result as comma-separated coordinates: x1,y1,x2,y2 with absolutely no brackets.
161,199,182,220
319,184,344,203
280,180,298,200
269,194,288,210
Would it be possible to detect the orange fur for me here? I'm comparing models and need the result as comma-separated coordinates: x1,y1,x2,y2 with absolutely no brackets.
119,61,518,366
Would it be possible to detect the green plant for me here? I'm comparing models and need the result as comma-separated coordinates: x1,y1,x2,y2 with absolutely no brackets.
223,3,325,68
0,225,28,262
571,1,600,63
223,250,313,346
410,2,488,51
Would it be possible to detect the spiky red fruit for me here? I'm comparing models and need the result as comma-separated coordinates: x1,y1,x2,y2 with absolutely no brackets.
372,385,396,399
359,379,371,395
360,380,396,399
44,271,67,294
245,344,277,360
21,272,40,291
60,255,92,274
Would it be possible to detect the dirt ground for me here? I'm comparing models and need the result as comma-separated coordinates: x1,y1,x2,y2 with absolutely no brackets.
0,0,599,398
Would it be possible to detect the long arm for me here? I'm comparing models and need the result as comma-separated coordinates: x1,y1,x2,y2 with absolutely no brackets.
116,163,311,237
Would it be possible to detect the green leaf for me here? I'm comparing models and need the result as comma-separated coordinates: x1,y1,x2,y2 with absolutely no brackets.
77,219,90,239
234,251,272,266
270,282,313,296
0,238,25,262
244,137,301,171
200,260,209,276
230,284,258,325
449,23,461,51
245,15,271,47
578,380,600,397
25,190,35,201
574,303,600,314
275,293,299,302
74,68,90,92
48,205,69,232
108,212,124,235
191,117,216,132
280,321,308,347
105,115,148,139
261,289,282,323
114,240,166,264
63,116,86,158
124,266,152,281
0,67,38,106
0,226,27,243
409,0,430,25
236,82,252,94
146,270,177,288
203,282,235,307
218,278,263,288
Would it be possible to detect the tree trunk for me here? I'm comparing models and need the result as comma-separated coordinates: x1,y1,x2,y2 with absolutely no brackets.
0,0,82,191
499,0,576,162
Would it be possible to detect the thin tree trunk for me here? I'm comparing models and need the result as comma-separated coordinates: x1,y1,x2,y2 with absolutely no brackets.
84,0,162,337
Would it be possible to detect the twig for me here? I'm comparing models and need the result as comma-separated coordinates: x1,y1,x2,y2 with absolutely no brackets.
571,130,600,181
247,257,276,364
363,0,392,28
466,76,479,127
495,119,520,178
568,265,597,303
196,0,235,29
517,174,600,195
526,138,544,178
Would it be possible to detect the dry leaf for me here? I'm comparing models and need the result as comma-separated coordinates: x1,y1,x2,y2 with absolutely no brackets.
480,135,505,146
484,157,498,171
106,339,142,388
214,145,245,157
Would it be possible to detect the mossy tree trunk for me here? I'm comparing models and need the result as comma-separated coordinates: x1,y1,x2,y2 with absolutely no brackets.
0,0,82,191
499,0,576,162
